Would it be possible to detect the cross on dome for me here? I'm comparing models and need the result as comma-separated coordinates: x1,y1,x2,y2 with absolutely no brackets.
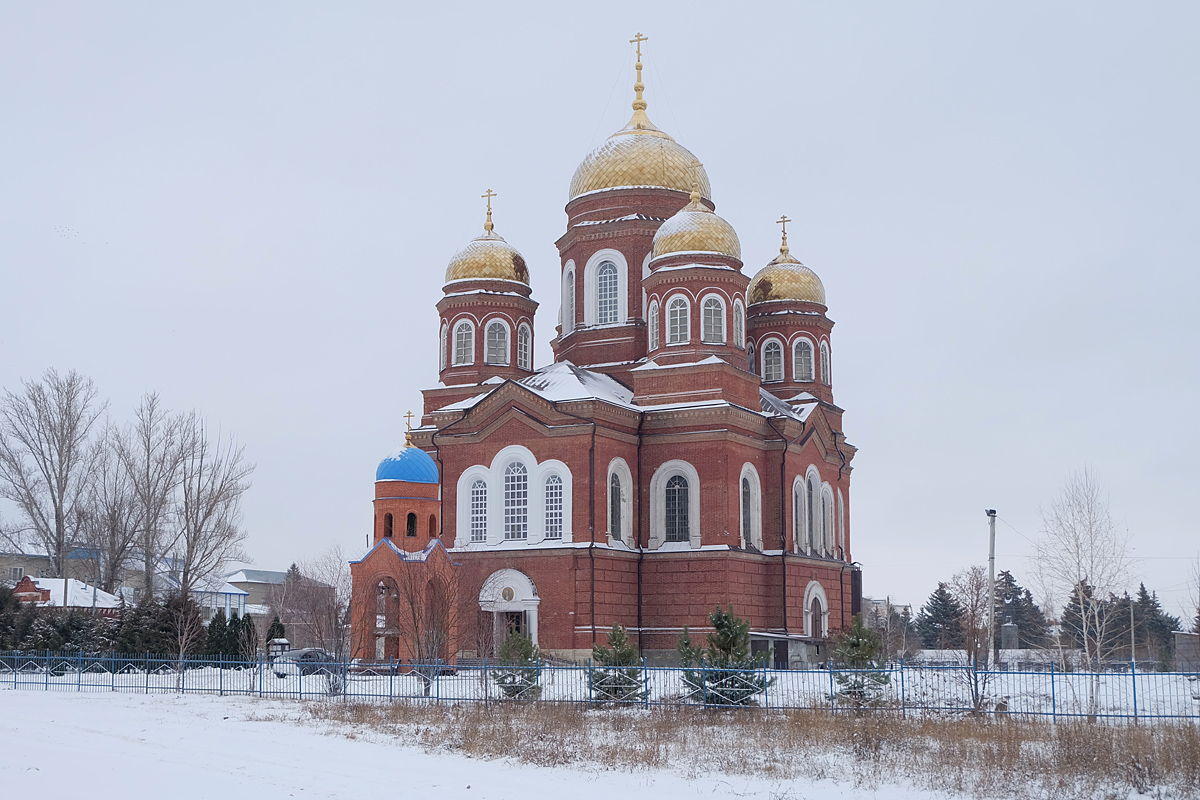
777,214,792,255
481,189,497,234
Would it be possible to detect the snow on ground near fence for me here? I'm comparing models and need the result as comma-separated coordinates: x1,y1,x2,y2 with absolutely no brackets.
0,690,940,800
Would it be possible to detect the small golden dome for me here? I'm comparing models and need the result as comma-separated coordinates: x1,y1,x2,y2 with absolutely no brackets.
651,198,741,261
444,231,529,284
747,237,826,305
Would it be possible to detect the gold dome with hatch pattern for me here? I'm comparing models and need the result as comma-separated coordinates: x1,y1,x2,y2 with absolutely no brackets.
444,190,530,285
747,218,826,305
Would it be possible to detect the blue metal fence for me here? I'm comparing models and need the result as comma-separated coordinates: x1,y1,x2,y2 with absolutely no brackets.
2,651,1198,720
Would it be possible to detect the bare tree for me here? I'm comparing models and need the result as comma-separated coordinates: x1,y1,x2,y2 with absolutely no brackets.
292,548,352,660
949,565,995,712
78,427,142,593
1033,467,1130,670
173,414,253,597
116,393,186,600
0,369,105,576
393,560,458,695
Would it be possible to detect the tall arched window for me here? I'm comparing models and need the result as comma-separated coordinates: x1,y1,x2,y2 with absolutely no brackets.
503,462,528,540
545,474,563,539
733,302,744,348
597,262,619,324
822,491,833,555
748,341,756,374
383,513,393,538
648,301,659,351
439,323,448,370
741,477,752,547
429,514,438,538
837,489,845,559
563,270,575,334
667,297,689,343
486,322,509,365
806,475,818,553
763,340,783,382
794,340,814,382
793,481,803,550
608,473,623,541
406,512,417,537
454,321,474,365
820,341,831,386
701,297,724,343
517,324,531,370
665,475,689,542
470,480,487,542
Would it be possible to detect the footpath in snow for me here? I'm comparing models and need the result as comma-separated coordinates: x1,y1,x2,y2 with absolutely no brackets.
0,689,938,800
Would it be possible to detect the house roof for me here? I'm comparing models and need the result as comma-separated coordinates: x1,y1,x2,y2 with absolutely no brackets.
225,569,288,585
31,578,122,609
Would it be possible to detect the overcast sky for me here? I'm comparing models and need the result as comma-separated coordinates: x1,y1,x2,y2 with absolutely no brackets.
2,3,1197,620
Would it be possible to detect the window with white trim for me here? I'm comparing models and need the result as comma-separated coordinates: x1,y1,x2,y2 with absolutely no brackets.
748,341,756,374
665,475,689,542
701,297,724,343
741,477,752,546
648,301,659,351
563,270,575,335
470,480,487,542
609,473,623,541
503,462,528,540
667,297,689,344
794,339,814,382
820,341,831,385
454,322,474,365
486,322,509,365
545,474,563,539
439,323,448,370
807,475,818,553
793,480,804,551
763,340,783,382
597,262,619,325
517,324,531,370
822,491,833,555
733,302,744,348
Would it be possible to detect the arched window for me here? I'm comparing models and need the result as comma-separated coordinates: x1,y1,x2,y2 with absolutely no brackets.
820,341,831,385
748,341,756,374
701,297,724,343
811,597,823,637
383,513,393,538
763,340,783,382
806,475,818,553
406,512,417,537
652,299,662,350
439,323,448,370
563,270,575,335
545,474,563,539
503,462,528,540
664,475,689,542
517,324,531,370
429,514,438,538
667,297,689,344
470,480,487,542
837,489,845,559
733,302,744,348
453,322,474,365
486,321,509,365
794,339,814,382
609,473,622,541
597,262,619,324
822,491,833,555
793,481,803,551
741,477,752,547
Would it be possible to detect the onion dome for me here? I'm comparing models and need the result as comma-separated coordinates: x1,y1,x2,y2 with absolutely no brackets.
568,40,710,201
376,443,439,484
651,178,741,261
444,192,529,284
747,224,826,305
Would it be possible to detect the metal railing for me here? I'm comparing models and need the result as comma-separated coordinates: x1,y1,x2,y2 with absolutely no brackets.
2,651,1198,720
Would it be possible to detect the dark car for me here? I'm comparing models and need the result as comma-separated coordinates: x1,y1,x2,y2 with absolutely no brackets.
271,648,337,678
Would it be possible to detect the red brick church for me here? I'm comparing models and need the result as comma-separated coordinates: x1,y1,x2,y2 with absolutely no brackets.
350,38,861,667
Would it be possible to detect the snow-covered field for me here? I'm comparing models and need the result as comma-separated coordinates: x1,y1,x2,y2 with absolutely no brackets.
0,689,947,800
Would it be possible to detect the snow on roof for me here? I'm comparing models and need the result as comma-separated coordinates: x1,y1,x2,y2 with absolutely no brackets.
31,578,122,609
760,388,808,421
573,213,665,227
630,355,727,372
225,569,288,585
436,361,636,413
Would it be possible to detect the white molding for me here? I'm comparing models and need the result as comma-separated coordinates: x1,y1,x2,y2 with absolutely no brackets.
647,300,660,351
452,319,476,365
665,293,692,345
482,316,512,365
649,459,701,549
699,292,727,344
583,248,629,327
760,336,786,382
516,322,533,370
738,462,763,550
479,568,541,647
561,261,576,334
455,446,574,548
791,334,817,382
606,457,634,545
803,580,829,638
732,299,745,349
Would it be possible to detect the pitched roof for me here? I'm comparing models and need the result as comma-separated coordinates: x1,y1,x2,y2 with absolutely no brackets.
437,361,635,413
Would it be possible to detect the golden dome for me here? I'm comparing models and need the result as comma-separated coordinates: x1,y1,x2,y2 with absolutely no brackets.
568,40,710,201
444,200,529,284
747,234,826,305
651,195,740,261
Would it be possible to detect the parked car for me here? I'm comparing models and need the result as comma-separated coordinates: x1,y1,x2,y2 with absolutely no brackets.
271,648,337,678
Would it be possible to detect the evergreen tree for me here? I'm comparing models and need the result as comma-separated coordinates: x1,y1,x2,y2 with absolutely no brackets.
204,609,228,657
224,611,243,658
239,614,259,660
590,623,644,704
491,628,541,700
676,605,773,706
993,570,1050,649
831,614,890,707
265,615,286,642
917,583,965,649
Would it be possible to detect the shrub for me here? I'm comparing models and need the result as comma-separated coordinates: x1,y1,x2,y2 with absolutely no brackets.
677,605,773,706
491,628,541,700
590,624,644,705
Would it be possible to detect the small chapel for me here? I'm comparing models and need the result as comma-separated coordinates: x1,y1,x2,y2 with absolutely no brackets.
350,36,861,667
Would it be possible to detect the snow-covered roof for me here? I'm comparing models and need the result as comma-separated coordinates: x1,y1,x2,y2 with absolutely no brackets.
31,578,122,609
437,361,635,413
225,569,288,585
630,355,727,372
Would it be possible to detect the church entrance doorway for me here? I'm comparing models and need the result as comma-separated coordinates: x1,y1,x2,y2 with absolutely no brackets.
478,569,540,657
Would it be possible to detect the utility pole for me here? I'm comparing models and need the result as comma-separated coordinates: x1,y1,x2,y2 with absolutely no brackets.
1130,597,1136,668
986,509,997,668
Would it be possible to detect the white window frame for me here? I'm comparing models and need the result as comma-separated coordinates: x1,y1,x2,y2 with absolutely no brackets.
761,337,785,383
517,323,532,370
439,322,448,371
484,318,511,366
544,473,564,539
583,249,629,327
647,300,659,352
821,484,834,556
666,294,691,345
804,466,821,555
700,293,726,344
562,264,576,335
747,340,756,374
804,580,829,638
454,446,573,548
793,336,816,382
837,488,846,560
792,475,806,553
738,462,762,550
733,299,745,349
606,457,633,545
648,459,701,549
469,479,487,542
596,262,619,325
453,320,475,365
820,340,831,386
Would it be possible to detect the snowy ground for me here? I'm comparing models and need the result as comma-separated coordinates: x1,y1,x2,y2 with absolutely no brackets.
0,689,951,800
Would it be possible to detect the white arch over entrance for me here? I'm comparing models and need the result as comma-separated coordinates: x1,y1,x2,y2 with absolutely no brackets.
479,568,541,647
803,580,829,639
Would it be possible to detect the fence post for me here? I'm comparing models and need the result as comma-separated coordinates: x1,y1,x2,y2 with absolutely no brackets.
388,657,393,702
701,659,708,709
77,651,82,693
44,652,49,691
763,660,769,709
900,660,906,718
587,658,594,706
145,653,150,694
1131,659,1138,723
219,654,224,697
1050,662,1056,721
643,656,649,710
828,659,836,713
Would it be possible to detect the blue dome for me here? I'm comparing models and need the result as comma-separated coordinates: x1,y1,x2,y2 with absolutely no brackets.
375,446,439,484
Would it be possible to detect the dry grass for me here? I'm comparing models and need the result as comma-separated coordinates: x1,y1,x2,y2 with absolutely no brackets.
290,701,1200,799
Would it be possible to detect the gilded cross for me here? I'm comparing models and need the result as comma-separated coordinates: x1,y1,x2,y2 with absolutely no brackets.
404,410,415,431
481,189,497,214
777,214,791,236
630,32,648,59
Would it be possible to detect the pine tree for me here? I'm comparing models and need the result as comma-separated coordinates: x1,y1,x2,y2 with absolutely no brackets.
239,614,259,660
917,583,966,649
590,623,644,704
676,605,773,706
224,611,243,658
491,628,541,700
831,614,890,707
993,570,1050,649
205,609,228,658
266,615,286,642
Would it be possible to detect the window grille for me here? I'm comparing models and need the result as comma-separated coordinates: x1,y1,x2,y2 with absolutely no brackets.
564,272,575,334
597,262,618,324
486,322,508,365
820,341,831,385
733,303,744,348
763,341,783,382
822,493,832,555
668,298,688,343
545,474,563,539
609,473,622,540
648,302,659,351
517,325,531,370
454,322,474,365
503,462,528,540
795,340,813,381
702,297,724,343
748,342,756,374
9,566,23,581
807,477,817,553
470,480,487,542
439,324,448,370
665,475,689,542
741,477,752,546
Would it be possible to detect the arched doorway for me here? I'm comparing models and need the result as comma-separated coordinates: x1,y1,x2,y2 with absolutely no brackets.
374,577,400,660
478,569,539,657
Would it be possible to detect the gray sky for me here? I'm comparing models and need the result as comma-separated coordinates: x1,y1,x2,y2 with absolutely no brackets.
2,3,1197,620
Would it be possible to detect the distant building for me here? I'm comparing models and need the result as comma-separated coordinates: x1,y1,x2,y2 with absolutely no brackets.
12,576,123,617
